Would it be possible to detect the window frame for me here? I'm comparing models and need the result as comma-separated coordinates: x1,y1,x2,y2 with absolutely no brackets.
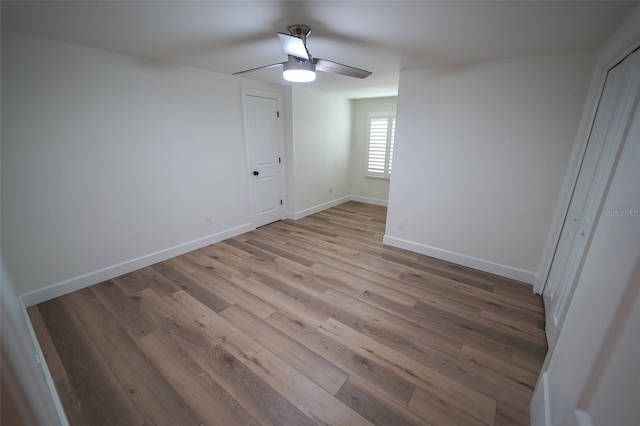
365,112,396,179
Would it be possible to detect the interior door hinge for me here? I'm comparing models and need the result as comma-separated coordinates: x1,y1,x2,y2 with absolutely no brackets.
280,200,283,205
279,157,281,164
277,111,280,118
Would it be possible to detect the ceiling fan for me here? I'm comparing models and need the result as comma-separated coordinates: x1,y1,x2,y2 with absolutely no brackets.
233,25,372,82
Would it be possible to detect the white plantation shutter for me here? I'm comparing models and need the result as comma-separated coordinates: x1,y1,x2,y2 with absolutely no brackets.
367,113,396,178
389,117,395,173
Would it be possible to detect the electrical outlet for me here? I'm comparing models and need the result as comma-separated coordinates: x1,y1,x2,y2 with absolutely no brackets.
206,215,213,226
398,220,405,230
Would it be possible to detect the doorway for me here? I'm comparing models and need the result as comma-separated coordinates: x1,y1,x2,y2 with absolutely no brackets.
242,89,285,228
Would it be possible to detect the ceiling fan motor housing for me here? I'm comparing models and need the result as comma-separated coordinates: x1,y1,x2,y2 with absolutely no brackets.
288,25,311,43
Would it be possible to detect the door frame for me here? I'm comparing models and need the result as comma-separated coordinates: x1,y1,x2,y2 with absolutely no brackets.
534,20,640,295
241,88,287,228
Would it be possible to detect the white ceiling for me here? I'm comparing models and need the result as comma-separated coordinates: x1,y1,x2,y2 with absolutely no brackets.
2,1,637,98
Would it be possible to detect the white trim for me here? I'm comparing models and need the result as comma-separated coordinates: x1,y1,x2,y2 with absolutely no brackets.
535,5,640,294
286,196,351,220
364,175,390,181
21,223,252,306
19,297,69,425
350,195,388,206
383,235,536,284
530,372,551,426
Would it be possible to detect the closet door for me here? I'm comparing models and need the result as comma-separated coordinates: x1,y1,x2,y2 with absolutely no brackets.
543,49,640,346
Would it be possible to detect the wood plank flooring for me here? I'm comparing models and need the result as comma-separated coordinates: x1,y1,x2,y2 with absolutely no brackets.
28,202,547,425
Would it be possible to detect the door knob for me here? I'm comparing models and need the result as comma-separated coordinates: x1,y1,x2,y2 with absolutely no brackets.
253,171,259,176
579,230,585,237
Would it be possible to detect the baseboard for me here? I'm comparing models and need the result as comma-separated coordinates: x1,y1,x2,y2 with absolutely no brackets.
382,235,536,284
350,195,388,206
20,223,253,306
287,196,351,220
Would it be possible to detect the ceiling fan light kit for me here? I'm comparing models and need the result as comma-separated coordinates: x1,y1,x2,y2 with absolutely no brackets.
233,24,371,83
283,59,316,82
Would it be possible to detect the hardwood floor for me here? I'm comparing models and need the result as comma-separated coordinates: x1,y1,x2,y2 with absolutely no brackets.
28,202,547,425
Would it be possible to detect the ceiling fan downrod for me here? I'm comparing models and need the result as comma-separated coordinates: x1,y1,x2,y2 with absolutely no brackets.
287,25,311,45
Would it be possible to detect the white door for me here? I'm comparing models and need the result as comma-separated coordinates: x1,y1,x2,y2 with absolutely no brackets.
531,101,640,426
543,49,640,345
244,94,283,227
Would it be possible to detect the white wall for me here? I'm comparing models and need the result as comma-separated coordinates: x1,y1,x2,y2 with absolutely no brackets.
282,86,295,215
350,96,397,205
2,29,64,421
385,50,597,283
1,31,283,297
289,87,352,216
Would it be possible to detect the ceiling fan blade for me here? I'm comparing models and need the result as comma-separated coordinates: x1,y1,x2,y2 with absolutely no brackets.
233,62,285,76
277,32,310,60
313,59,372,79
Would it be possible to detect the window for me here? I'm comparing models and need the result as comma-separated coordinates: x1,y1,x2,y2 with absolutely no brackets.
366,113,396,178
